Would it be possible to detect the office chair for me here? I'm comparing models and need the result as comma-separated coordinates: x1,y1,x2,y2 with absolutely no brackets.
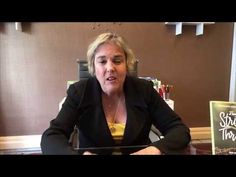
68,59,161,148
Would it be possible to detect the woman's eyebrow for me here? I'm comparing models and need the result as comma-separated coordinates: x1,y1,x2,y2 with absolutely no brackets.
96,56,106,60
114,54,123,57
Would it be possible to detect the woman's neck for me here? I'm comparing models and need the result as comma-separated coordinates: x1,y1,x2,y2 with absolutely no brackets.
102,91,126,124
102,91,123,102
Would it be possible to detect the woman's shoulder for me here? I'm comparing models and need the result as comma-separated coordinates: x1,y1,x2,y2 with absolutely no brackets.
72,75,99,86
126,76,153,88
125,76,154,97
71,79,88,90
67,79,90,97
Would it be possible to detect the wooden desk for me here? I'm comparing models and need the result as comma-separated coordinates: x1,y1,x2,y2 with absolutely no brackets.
185,141,212,155
0,135,42,155
0,147,42,155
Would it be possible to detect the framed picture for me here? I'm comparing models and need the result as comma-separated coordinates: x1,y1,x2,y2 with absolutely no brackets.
210,101,236,155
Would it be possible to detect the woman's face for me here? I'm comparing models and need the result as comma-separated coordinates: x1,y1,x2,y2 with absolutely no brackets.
94,42,127,96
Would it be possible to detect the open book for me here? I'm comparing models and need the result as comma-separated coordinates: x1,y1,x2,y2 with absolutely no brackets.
210,101,236,155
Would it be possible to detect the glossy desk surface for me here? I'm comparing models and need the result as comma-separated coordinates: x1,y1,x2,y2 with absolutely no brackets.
186,140,212,155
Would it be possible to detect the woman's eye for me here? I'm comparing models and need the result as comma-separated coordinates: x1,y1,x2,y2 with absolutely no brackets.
114,59,121,64
113,57,122,64
99,60,106,64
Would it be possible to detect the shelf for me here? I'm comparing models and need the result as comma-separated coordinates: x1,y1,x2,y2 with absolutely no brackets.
165,22,215,36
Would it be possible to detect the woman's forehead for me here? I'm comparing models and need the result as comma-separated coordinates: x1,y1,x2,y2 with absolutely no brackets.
95,42,124,56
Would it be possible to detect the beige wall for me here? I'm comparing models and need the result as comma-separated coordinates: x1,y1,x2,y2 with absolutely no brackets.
0,22,233,136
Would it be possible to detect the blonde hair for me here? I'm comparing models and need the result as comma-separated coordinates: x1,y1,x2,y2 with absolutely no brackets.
87,32,136,75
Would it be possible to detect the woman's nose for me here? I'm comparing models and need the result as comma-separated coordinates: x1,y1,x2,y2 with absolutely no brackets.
106,60,115,71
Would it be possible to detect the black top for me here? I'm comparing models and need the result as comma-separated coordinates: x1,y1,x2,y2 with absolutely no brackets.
41,76,191,154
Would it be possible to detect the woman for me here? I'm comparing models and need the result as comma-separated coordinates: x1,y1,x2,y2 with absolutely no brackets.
41,32,191,155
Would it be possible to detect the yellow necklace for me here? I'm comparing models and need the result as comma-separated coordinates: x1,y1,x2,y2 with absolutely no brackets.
110,97,122,133
103,94,122,133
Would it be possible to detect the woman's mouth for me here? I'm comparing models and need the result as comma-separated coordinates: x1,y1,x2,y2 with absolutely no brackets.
106,76,116,81
106,76,117,83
